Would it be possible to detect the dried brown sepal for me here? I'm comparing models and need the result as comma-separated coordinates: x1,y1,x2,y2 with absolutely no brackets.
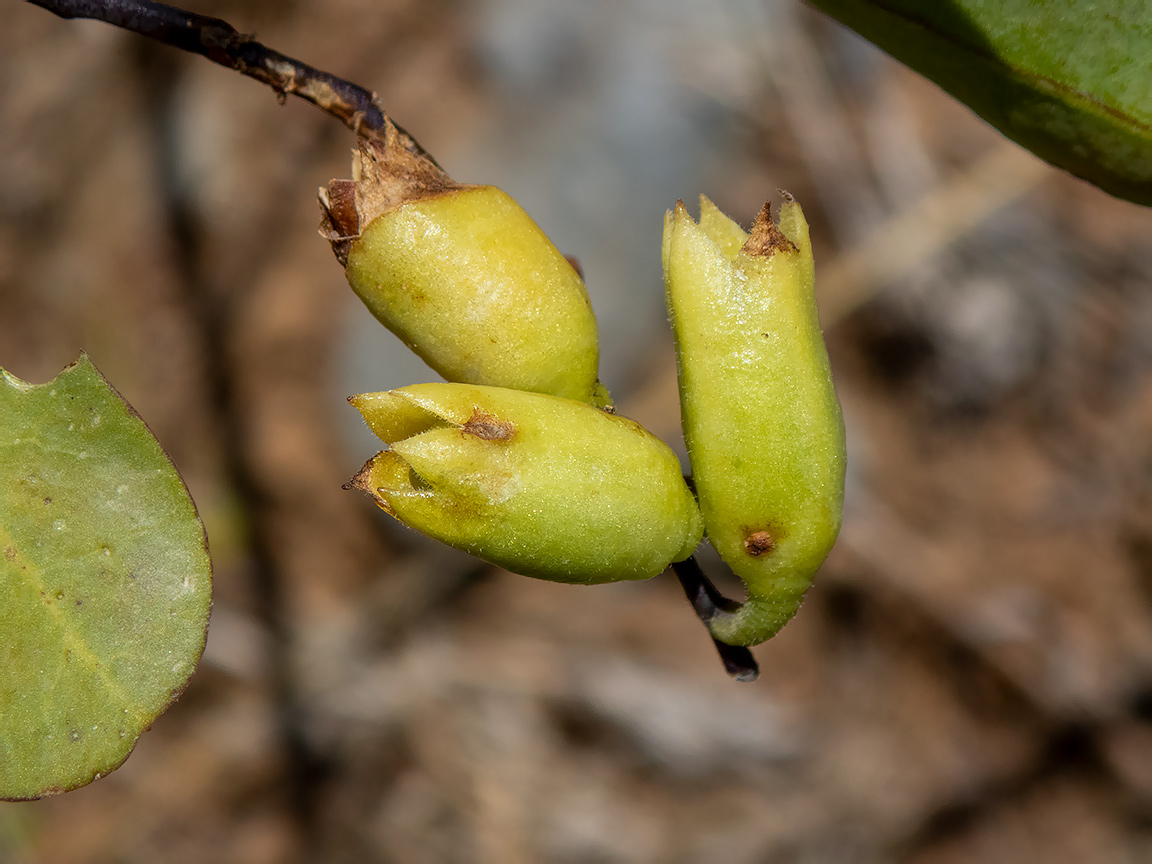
321,179,359,239
319,119,464,265
740,202,799,259
342,458,375,495
343,456,397,516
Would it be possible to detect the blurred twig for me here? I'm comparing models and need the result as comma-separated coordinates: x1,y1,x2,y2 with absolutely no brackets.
738,0,883,243
819,142,1052,325
132,36,335,858
26,0,437,163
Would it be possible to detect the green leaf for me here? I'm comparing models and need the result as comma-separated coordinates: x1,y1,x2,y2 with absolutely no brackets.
0,355,212,800
808,0,1152,206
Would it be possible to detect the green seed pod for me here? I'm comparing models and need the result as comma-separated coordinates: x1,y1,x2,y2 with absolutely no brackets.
663,195,846,646
320,124,610,408
347,383,703,583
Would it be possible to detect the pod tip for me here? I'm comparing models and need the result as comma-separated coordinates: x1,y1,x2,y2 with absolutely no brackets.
741,201,798,258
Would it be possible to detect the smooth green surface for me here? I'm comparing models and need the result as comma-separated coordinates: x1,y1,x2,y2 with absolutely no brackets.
664,198,846,646
350,383,703,583
345,186,611,406
809,0,1152,206
0,355,211,800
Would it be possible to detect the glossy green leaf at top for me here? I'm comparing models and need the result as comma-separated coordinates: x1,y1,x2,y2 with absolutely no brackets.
809,0,1152,206
0,355,211,800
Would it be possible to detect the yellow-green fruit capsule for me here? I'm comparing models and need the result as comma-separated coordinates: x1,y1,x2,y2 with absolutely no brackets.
321,127,610,408
663,195,846,646
347,383,702,583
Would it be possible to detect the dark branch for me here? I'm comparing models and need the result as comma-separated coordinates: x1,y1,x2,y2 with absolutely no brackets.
672,556,759,682
26,0,437,163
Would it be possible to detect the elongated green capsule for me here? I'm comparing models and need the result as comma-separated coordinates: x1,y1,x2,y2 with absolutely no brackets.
663,195,846,646
347,383,702,583
321,124,610,408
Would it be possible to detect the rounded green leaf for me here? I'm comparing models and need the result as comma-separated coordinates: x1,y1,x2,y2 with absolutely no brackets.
1,355,212,800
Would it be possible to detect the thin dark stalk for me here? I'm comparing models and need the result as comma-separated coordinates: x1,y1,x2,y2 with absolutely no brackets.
26,0,437,163
672,556,759,682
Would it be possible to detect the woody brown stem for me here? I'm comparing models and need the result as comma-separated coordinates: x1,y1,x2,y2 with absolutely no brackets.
26,0,437,164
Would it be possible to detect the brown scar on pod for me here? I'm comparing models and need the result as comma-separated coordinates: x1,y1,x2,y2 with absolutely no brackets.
743,529,777,557
462,409,515,442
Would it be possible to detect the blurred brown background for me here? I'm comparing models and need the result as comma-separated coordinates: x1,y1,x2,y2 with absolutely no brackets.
5,1,1152,862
